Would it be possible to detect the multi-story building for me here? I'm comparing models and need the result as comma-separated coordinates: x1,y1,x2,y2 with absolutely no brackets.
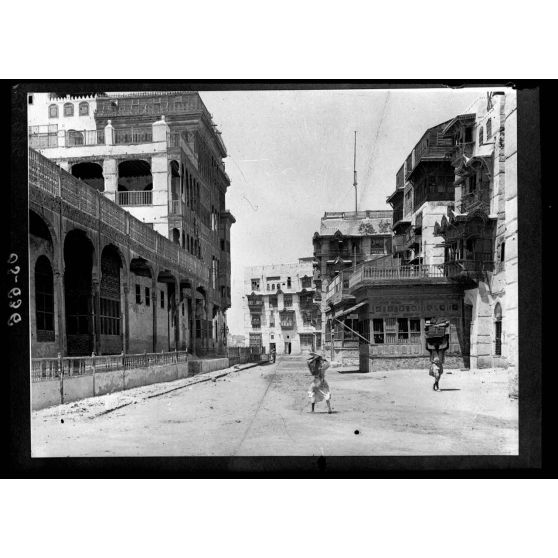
242,259,321,355
434,91,517,373
323,91,517,375
28,91,235,357
311,210,393,362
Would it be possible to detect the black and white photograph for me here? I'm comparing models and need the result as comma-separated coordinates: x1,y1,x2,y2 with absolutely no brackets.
20,85,525,458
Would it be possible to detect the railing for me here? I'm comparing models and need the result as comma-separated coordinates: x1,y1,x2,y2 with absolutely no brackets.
444,256,495,276
114,128,153,144
117,190,153,206
323,210,392,220
349,263,446,288
31,351,190,382
29,148,209,285
65,129,105,146
29,133,58,149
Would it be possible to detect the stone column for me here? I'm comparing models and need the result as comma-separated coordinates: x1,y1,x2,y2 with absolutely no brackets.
122,282,130,354
103,158,118,204
92,276,101,355
54,269,67,357
152,274,158,353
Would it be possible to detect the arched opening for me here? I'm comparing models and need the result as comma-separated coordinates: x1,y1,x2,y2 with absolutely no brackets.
71,162,104,191
49,104,58,118
100,244,123,354
64,229,95,356
117,159,152,206
494,302,502,356
79,101,89,116
157,270,179,351
172,228,180,244
64,102,74,117
35,256,55,342
195,286,208,351
486,118,492,139
170,160,180,199
30,210,54,245
181,230,185,248
67,129,84,146
130,257,154,353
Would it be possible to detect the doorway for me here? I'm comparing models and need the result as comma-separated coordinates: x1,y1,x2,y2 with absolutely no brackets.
284,341,291,355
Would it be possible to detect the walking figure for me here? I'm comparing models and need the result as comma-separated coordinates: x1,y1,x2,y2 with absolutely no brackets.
429,355,443,391
307,352,332,413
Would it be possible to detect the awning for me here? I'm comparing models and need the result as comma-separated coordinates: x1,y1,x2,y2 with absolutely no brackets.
333,301,368,319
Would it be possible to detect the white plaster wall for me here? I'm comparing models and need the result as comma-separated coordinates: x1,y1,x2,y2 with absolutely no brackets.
28,93,97,131
418,202,451,267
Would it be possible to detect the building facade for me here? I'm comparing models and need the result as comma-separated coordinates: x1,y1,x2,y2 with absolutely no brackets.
311,210,393,362
28,91,235,358
242,259,321,355
323,91,517,375
434,91,517,373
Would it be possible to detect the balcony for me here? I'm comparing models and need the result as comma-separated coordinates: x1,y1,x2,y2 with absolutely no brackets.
451,142,475,166
29,133,58,149
117,190,152,206
114,127,153,145
444,257,495,279
169,199,183,215
349,262,449,290
279,310,295,329
325,273,354,306
458,190,490,215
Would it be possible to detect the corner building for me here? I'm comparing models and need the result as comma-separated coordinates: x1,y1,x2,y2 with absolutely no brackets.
28,91,235,358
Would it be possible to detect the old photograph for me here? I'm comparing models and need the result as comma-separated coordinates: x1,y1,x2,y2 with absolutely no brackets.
25,86,520,458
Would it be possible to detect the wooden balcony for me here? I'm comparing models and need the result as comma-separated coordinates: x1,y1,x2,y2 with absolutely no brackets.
349,262,449,291
458,190,490,215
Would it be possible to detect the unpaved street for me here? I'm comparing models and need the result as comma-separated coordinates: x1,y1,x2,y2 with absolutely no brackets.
31,356,518,457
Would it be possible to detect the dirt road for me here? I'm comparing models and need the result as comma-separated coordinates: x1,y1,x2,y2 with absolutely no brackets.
31,355,518,457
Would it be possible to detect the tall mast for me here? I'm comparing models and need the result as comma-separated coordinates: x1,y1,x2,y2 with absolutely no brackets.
353,130,358,213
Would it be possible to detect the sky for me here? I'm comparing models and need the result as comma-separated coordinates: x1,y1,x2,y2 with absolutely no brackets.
201,87,506,335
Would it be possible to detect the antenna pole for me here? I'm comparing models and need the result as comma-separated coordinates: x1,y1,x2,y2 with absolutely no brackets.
353,131,358,212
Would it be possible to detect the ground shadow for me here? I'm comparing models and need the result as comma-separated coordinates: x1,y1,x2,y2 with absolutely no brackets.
336,369,363,374
439,388,461,392
309,410,340,414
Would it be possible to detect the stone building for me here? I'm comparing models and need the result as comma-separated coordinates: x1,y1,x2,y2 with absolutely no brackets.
323,91,517,374
28,91,235,358
242,259,321,355
311,210,393,362
434,91,517,372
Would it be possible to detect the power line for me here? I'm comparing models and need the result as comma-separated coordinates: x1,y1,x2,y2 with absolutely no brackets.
359,91,391,208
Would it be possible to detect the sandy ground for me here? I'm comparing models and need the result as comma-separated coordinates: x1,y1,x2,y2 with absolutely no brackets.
31,355,518,457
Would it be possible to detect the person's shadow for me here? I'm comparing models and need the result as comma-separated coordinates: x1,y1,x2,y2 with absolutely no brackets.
439,388,460,392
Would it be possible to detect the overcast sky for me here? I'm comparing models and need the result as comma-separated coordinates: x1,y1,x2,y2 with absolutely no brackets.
200,87,509,335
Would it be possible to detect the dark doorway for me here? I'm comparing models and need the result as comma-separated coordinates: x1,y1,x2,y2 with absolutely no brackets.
100,245,123,354
64,230,94,356
284,341,292,355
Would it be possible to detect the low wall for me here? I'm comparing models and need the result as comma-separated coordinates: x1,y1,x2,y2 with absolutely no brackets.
32,358,227,411
361,354,467,373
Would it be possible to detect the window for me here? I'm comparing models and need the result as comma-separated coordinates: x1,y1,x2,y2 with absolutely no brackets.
251,314,261,329
35,256,54,340
287,277,292,288
29,95,33,105
397,318,409,341
161,291,165,309
64,103,74,117
79,102,89,116
486,118,492,139
251,279,260,291
135,284,142,304
478,126,483,145
269,311,275,327
372,319,384,344
500,241,505,262
284,294,293,307
301,276,312,289
49,104,58,118
145,287,150,306
249,333,262,347
100,298,121,335
464,127,473,143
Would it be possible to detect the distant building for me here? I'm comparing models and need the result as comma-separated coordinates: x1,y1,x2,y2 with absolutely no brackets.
28,91,235,357
311,210,393,363
243,259,321,355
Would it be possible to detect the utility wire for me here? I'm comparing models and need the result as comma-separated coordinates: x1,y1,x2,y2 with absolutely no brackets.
359,91,391,209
